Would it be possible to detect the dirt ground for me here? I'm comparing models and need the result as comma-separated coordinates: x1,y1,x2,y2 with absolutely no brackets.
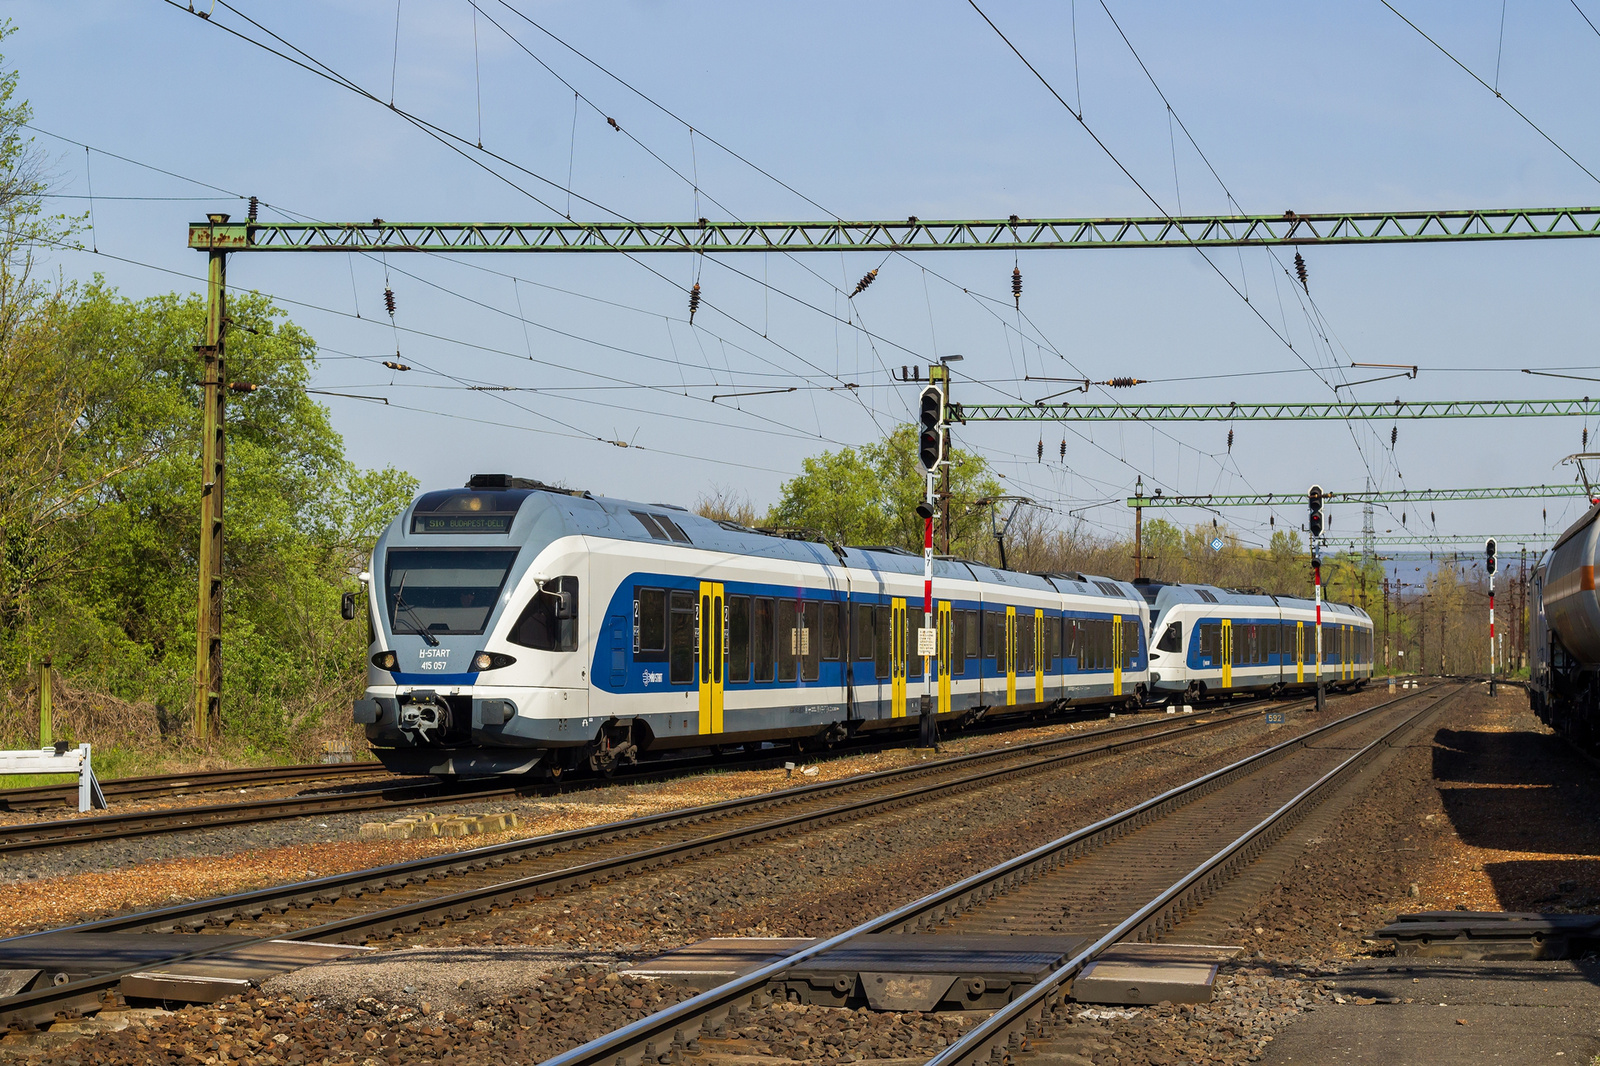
21,683,1600,1066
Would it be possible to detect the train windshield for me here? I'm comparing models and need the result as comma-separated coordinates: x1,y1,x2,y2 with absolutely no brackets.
384,548,519,636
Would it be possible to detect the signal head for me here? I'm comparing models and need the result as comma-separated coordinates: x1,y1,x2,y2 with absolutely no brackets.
917,385,945,471
1486,537,1497,573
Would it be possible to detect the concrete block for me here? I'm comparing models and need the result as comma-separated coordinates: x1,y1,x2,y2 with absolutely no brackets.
1073,959,1218,1005
357,823,386,842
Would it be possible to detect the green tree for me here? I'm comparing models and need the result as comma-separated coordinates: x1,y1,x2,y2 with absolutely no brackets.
23,283,419,751
768,424,1002,554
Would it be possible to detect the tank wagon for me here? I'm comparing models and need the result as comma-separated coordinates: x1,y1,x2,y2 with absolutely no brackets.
1134,579,1373,702
1530,502,1600,749
351,475,1151,778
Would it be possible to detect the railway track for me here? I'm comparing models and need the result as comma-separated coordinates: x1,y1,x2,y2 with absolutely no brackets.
530,680,1459,1066
0,762,394,813
0,691,1317,855
0,690,1341,1027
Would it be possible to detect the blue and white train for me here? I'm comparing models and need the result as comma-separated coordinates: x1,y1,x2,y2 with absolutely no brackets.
1136,580,1374,701
352,475,1152,777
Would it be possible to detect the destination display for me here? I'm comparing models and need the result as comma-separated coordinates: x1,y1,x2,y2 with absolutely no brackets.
411,513,515,534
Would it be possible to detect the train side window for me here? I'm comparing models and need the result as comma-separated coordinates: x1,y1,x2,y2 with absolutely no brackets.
985,611,1003,669
1156,622,1181,653
964,610,980,659
509,576,579,652
1043,616,1057,671
668,591,695,684
874,605,892,678
633,587,666,659
952,610,967,675
727,596,751,683
906,612,923,680
820,602,842,661
801,601,821,681
776,599,799,682
752,598,775,682
853,603,875,661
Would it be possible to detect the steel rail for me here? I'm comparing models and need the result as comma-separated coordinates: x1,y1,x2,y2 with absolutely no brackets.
15,702,1270,940
923,683,1461,1066
188,207,1600,254
0,694,1296,854
532,683,1441,1066
0,762,393,812
0,696,1317,1027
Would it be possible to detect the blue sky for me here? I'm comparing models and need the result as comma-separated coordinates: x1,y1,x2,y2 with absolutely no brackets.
9,1,1600,571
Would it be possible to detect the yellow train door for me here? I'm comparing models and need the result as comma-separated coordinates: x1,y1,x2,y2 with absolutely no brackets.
1296,621,1304,684
1005,606,1017,706
697,582,725,734
1112,614,1123,696
1034,608,1045,703
1221,619,1233,689
891,598,907,718
937,601,952,716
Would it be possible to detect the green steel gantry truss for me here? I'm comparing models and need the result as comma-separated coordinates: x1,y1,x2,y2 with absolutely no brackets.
1126,485,1587,508
188,205,1600,254
964,399,1600,423
1315,534,1553,550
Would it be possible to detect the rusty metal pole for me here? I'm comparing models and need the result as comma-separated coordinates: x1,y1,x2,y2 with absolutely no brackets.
193,214,228,743
1133,475,1144,581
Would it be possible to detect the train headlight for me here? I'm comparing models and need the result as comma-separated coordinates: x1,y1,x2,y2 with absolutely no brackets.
472,651,518,671
371,651,398,671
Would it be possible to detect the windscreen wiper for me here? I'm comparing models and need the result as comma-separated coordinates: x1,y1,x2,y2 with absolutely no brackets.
390,573,441,647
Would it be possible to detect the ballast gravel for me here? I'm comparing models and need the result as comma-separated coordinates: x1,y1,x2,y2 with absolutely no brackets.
24,685,1462,1066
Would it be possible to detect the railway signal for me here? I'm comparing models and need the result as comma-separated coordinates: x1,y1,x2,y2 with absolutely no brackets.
915,379,946,749
1309,485,1326,712
918,385,945,473
1487,538,1497,696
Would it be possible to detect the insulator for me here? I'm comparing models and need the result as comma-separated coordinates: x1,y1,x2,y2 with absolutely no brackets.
1294,251,1308,293
1059,439,1066,461
851,269,877,298
907,216,919,226
1037,438,1044,462
383,287,396,317
1213,518,1218,530
247,195,259,222
1402,512,1407,525
688,282,702,323
606,116,620,131
1270,515,1275,527
1011,267,1022,308
226,381,259,393
382,360,411,372
1391,426,1398,447
1226,428,1234,452
1103,377,1145,388
698,217,709,228
1430,511,1435,525
1008,214,1020,225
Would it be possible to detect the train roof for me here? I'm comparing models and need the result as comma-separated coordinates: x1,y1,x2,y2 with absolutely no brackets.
391,476,1142,602
1135,579,1371,621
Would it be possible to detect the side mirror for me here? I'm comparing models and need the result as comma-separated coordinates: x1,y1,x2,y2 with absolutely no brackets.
340,591,358,621
552,590,577,620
